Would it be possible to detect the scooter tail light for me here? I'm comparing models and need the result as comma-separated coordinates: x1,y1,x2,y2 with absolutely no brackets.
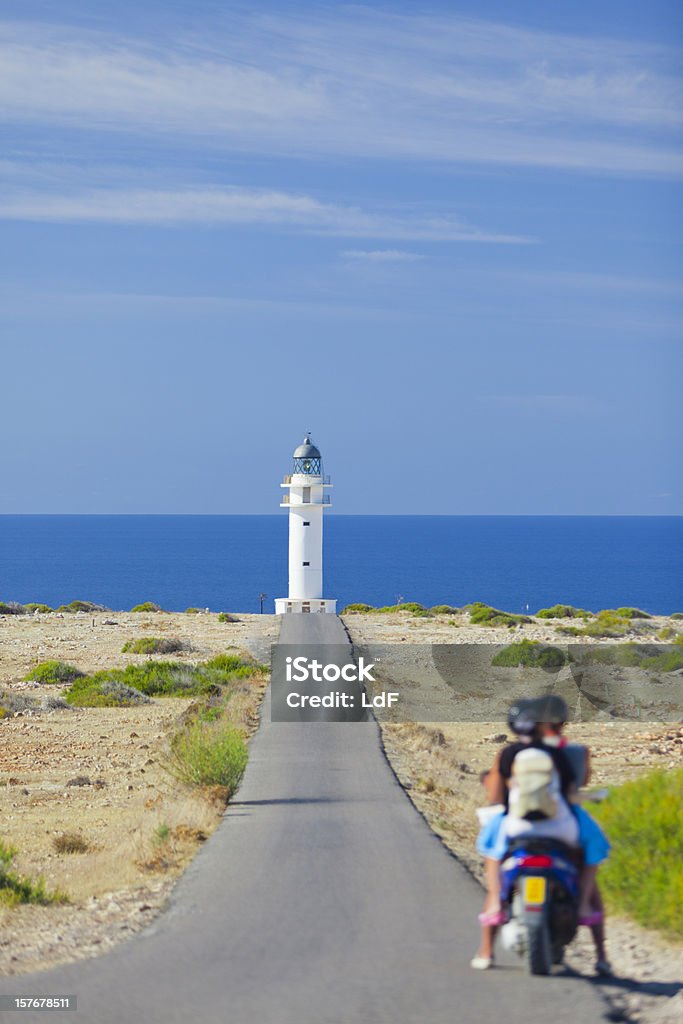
520,855,553,868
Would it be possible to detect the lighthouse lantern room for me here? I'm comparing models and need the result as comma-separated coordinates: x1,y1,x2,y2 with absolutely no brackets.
275,435,336,614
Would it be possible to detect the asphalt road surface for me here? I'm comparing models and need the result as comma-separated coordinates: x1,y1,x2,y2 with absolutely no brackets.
0,615,607,1024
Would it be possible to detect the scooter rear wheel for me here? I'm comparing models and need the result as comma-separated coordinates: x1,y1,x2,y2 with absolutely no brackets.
528,921,552,975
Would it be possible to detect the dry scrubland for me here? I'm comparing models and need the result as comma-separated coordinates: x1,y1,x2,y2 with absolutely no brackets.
1,604,682,1023
0,611,277,975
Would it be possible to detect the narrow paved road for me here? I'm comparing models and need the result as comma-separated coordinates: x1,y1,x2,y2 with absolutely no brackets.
0,616,607,1023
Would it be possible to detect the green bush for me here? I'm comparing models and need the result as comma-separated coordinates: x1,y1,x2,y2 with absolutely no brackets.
56,600,106,613
24,603,53,614
491,640,567,669
185,607,201,615
64,654,267,707
122,637,184,655
615,607,652,620
217,612,239,623
430,605,460,615
204,654,268,678
64,676,152,707
0,840,67,906
468,603,530,628
670,613,683,620
536,604,591,619
591,769,683,937
130,602,163,613
375,602,428,614
657,626,677,641
24,661,84,685
561,610,631,638
341,603,376,614
0,601,26,615
167,720,248,792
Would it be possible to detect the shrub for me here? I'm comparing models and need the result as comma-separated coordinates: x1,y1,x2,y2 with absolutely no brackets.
24,603,53,614
204,654,268,678
491,640,567,669
65,676,152,707
468,603,530,628
64,654,267,706
0,601,26,615
640,650,683,672
23,661,84,685
39,695,71,712
130,602,163,613
412,609,434,617
0,840,67,905
152,823,171,847
168,720,248,792
341,603,375,614
430,605,460,615
591,769,683,937
536,604,592,619
217,612,239,623
122,637,185,655
572,644,683,672
0,692,35,715
375,602,428,614
185,608,201,615
561,610,631,638
53,833,90,854
56,600,107,613
657,626,677,640
671,613,683,620
615,607,652,620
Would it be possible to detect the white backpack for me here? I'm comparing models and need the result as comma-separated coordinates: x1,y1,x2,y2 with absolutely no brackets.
508,748,559,821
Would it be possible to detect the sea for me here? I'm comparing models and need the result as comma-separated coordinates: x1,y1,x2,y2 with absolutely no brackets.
0,515,681,616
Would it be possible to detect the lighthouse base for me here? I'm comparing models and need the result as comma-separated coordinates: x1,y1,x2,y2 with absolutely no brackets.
275,598,337,615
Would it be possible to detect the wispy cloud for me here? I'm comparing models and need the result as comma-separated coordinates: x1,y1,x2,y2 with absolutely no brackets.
341,249,426,262
0,10,681,176
0,185,532,242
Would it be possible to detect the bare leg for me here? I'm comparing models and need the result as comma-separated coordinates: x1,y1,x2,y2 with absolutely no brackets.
476,924,499,960
475,858,502,961
483,856,501,912
589,885,607,963
578,863,599,918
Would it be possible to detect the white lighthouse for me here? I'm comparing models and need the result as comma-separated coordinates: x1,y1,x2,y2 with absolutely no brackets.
275,435,336,614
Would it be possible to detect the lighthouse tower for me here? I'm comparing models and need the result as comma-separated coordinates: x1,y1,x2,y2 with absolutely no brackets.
275,435,336,614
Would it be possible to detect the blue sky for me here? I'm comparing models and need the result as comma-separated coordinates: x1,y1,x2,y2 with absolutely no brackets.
1,1,681,514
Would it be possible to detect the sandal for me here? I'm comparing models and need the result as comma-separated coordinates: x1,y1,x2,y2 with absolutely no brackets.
478,909,508,926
